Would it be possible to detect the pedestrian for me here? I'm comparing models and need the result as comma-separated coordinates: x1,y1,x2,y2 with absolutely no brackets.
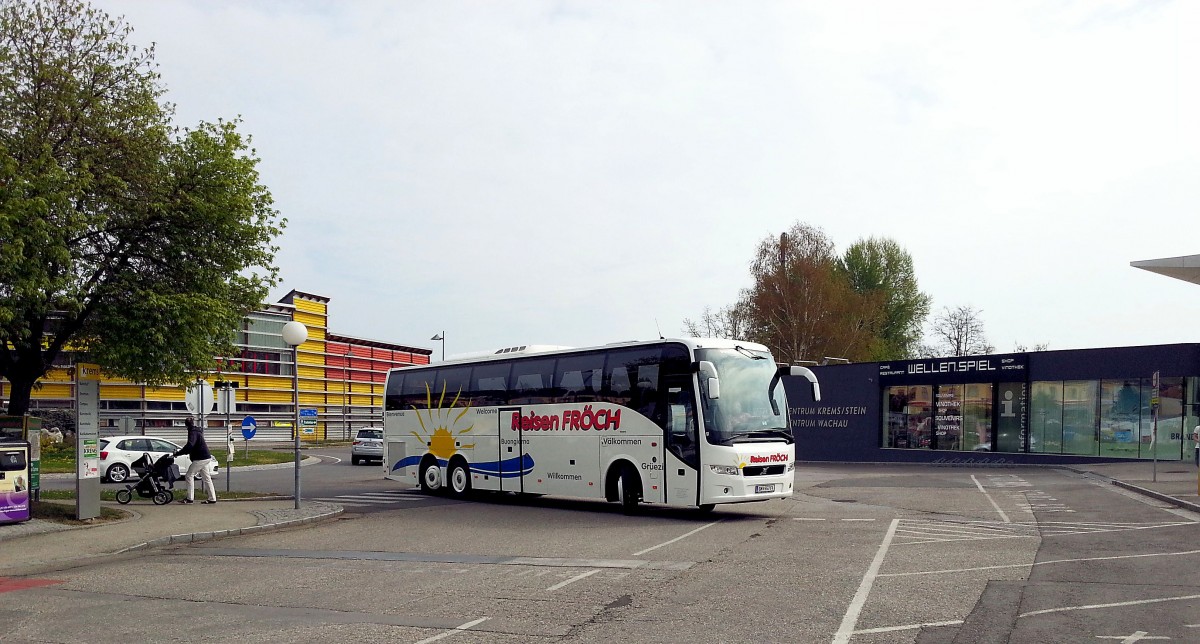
174,417,217,504
1193,428,1199,468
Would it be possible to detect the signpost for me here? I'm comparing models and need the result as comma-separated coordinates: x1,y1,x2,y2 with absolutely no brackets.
215,381,238,492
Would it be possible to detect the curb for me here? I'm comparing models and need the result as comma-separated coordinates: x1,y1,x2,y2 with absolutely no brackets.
113,502,345,555
1065,466,1200,514
1109,480,1200,514
1,502,344,577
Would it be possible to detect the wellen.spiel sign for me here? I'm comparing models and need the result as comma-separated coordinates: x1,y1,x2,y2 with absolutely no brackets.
879,354,1027,383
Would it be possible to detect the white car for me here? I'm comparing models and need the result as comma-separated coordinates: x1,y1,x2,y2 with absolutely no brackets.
99,435,219,483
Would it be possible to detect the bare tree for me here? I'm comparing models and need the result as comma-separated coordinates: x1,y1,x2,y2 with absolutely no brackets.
1013,342,1050,353
682,299,751,339
924,305,994,357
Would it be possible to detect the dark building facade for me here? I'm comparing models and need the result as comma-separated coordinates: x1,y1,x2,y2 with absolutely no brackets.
784,344,1200,465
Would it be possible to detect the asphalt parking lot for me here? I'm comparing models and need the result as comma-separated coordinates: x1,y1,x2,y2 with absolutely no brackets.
2,463,1198,643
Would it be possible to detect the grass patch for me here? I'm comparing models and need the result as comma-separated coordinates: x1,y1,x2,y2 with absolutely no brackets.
39,445,303,474
31,500,127,524
37,489,282,503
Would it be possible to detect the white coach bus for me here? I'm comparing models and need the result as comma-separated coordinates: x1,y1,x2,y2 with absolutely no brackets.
382,338,820,512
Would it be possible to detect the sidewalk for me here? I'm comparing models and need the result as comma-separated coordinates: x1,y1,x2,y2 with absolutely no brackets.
0,458,343,576
1065,459,1200,513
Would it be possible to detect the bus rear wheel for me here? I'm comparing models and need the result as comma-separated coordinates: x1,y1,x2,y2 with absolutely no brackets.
420,460,441,494
448,461,471,498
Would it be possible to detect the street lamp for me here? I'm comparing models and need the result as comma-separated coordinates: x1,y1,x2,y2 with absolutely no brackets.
343,346,351,440
282,320,308,510
431,332,444,362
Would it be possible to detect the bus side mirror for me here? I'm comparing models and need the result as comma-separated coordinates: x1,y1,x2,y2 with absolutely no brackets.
788,366,821,402
697,361,720,400
769,365,822,415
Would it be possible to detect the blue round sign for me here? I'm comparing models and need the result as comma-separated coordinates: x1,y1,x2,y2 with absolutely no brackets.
241,415,257,440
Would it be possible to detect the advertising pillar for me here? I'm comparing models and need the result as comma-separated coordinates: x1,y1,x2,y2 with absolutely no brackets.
76,363,102,520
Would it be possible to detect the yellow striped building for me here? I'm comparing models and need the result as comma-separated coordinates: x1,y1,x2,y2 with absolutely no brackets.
0,290,431,440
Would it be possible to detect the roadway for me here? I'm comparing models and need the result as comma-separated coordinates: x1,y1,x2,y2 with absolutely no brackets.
10,459,1200,643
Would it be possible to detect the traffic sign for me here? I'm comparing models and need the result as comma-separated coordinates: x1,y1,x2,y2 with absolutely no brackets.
241,415,257,440
185,380,214,415
300,408,317,435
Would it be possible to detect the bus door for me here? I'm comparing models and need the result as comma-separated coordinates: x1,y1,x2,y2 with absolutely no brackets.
498,407,526,493
663,377,700,506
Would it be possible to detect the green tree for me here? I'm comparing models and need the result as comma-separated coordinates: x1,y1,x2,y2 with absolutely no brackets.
0,0,284,415
840,236,931,360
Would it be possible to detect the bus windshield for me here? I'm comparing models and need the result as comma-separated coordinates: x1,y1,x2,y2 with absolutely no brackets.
695,346,790,444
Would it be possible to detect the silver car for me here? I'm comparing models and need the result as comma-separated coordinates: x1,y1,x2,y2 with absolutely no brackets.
351,428,384,465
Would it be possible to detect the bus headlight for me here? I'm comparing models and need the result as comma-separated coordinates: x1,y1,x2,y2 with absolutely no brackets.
709,464,739,476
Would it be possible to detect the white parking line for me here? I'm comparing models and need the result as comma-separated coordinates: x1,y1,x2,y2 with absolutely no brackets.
632,520,723,556
412,617,489,644
313,495,427,505
972,474,1011,523
883,546,1200,578
1019,593,1200,618
833,518,900,644
852,619,964,635
545,569,600,591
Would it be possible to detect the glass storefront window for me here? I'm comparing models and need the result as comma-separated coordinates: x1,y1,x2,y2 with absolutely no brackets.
962,383,992,452
883,385,932,448
1100,379,1141,458
933,384,963,451
880,374,1198,459
1062,380,1099,456
1030,381,1063,454
1151,376,1184,461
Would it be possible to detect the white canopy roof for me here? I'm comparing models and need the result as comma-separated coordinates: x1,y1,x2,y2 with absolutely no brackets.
1131,254,1200,286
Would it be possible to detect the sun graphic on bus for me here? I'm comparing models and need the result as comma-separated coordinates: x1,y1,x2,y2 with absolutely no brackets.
410,382,474,461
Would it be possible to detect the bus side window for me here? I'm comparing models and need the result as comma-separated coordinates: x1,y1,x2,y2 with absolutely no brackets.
384,371,405,411
554,353,604,404
469,362,511,407
436,367,472,408
605,365,631,407
401,369,438,410
509,358,556,405
602,348,661,410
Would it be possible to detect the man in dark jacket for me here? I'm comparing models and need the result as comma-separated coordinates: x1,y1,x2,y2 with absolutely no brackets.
175,417,216,504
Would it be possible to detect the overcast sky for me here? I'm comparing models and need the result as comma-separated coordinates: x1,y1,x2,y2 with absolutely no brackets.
95,0,1199,360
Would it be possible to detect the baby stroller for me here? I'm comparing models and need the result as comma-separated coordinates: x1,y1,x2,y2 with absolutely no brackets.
115,452,179,505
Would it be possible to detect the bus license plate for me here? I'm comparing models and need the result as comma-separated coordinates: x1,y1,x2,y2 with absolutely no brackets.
755,484,775,494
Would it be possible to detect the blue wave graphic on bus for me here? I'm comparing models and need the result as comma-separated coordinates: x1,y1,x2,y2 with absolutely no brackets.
390,454,535,479
471,454,535,478
391,455,424,472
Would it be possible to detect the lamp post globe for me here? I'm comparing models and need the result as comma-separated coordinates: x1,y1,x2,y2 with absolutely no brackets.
282,321,308,347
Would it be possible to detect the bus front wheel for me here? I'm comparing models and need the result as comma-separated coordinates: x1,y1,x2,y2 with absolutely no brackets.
420,460,442,494
616,465,641,514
